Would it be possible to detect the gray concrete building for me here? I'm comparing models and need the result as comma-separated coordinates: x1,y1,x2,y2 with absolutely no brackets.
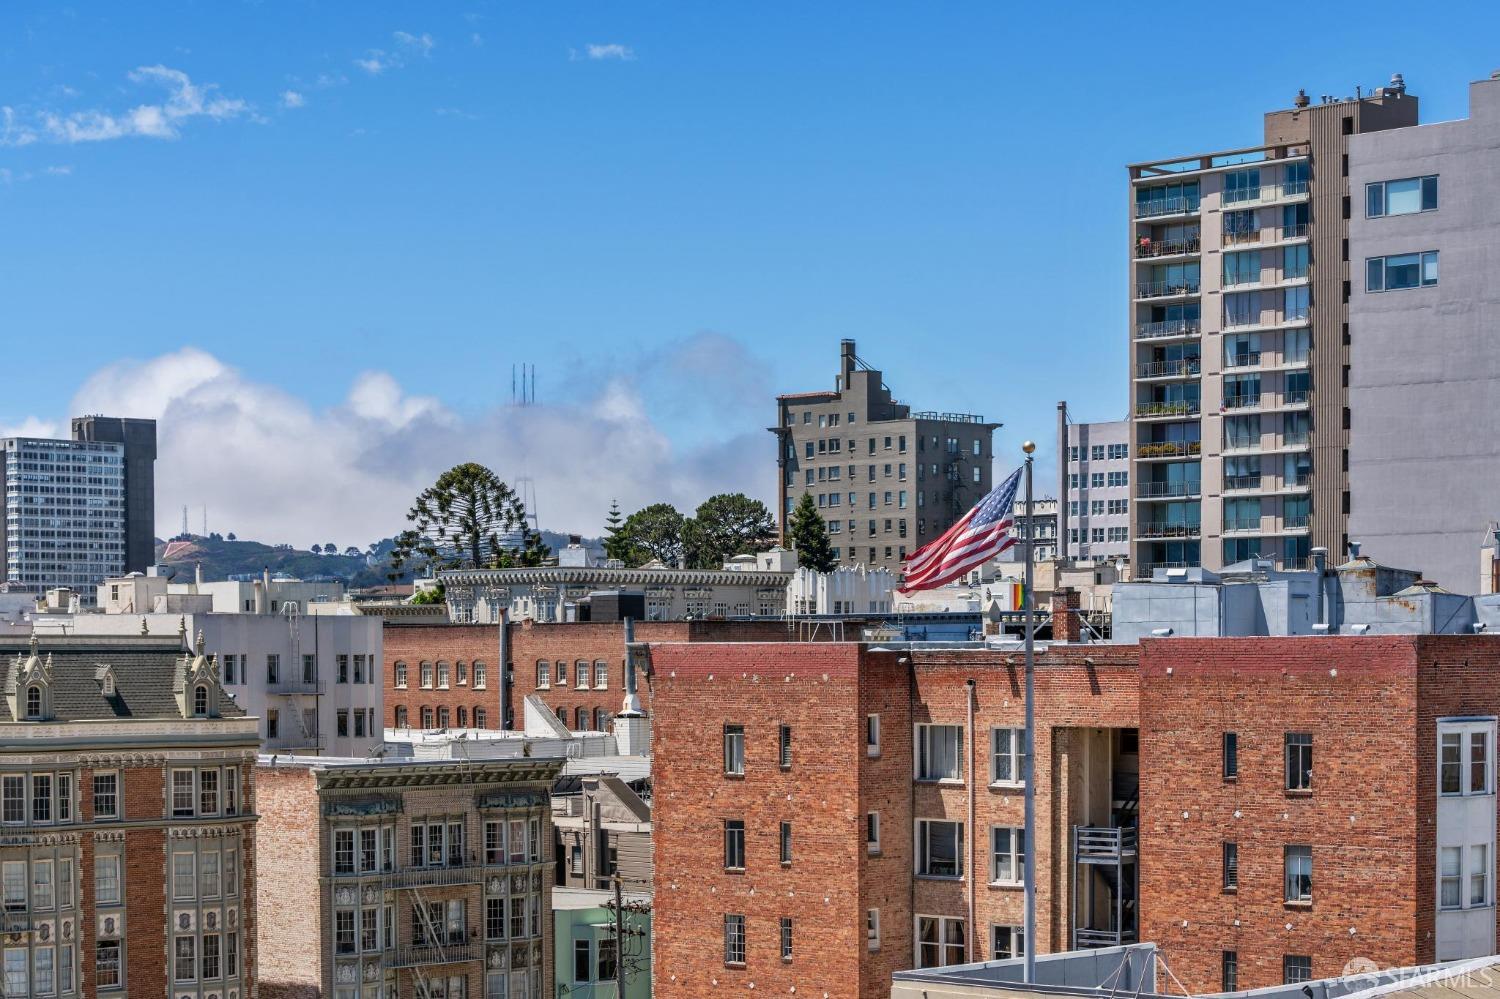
1127,80,1419,575
0,435,127,598
70,415,157,573
1058,407,1130,563
1347,73,1500,591
771,340,999,576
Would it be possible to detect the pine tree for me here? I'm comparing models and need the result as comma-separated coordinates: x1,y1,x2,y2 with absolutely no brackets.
603,499,630,563
787,493,837,573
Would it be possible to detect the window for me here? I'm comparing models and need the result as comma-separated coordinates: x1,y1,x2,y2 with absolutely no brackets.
1472,844,1490,906
867,909,881,950
1285,733,1312,791
1441,846,1463,908
723,725,745,775
192,685,209,716
916,915,966,969
33,946,53,994
990,827,1024,885
201,934,220,979
395,706,409,728
1367,251,1438,291
1223,951,1238,992
779,822,792,864
1440,725,1492,795
172,769,195,816
1284,845,1312,902
573,939,591,983
174,935,196,982
336,909,356,954
778,725,792,768
724,820,746,870
199,768,219,815
172,852,195,900
266,654,279,684
865,714,880,755
723,914,746,965
0,778,19,825
915,724,963,782
337,711,349,738
866,812,881,853
991,727,1023,785
916,819,963,878
1284,955,1312,984
1223,732,1238,779
992,924,1025,960
95,941,121,990
1367,175,1438,217
31,860,52,909
94,855,120,905
1223,842,1238,891
31,774,51,823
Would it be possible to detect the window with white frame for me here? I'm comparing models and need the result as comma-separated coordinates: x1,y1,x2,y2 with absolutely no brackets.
991,727,1023,785
1284,845,1312,903
915,819,963,878
723,724,745,775
915,915,966,968
990,827,1025,885
1440,721,1493,796
866,812,880,853
915,724,962,782
867,909,881,951
1367,251,1438,292
866,714,880,756
723,914,746,965
1440,843,1492,910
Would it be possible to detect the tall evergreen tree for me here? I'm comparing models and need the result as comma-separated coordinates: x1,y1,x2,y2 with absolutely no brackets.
786,493,837,573
685,493,777,568
602,499,631,563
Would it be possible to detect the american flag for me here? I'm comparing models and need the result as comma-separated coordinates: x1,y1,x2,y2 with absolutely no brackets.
898,467,1023,594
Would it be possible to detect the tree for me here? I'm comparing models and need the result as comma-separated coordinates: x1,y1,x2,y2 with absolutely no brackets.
389,463,530,575
787,494,837,573
614,503,687,566
226,533,236,541
324,542,337,554
344,546,362,558
311,544,323,555
686,493,776,569
602,499,630,563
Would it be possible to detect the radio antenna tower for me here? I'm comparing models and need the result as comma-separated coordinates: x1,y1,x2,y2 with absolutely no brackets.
511,364,537,406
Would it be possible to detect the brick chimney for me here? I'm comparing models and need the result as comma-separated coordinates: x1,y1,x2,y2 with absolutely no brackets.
1051,586,1082,643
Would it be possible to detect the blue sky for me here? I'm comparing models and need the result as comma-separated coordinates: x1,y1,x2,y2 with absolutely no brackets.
3,1,1498,543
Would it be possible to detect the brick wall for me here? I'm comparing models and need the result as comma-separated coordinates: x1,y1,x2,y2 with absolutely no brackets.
383,623,505,729
651,641,868,998
1138,636,1423,992
255,764,324,999
650,640,1139,999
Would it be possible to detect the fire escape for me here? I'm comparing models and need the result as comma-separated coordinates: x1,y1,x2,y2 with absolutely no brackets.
1071,736,1139,949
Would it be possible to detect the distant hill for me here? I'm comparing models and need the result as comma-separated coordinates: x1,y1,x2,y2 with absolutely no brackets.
154,530,605,586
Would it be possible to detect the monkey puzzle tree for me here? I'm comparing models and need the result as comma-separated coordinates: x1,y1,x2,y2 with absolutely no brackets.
389,463,530,574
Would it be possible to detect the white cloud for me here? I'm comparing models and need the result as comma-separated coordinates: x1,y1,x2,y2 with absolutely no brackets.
5,65,251,146
471,33,484,47
393,31,435,57
355,51,395,75
581,43,635,61
280,90,306,109
43,165,72,176
20,344,771,548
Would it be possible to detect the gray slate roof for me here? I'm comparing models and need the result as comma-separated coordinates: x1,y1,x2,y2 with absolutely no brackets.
0,636,245,723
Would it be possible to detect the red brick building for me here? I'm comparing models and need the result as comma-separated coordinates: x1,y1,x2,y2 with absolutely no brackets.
383,618,818,733
648,637,1140,999
1138,635,1500,993
649,630,1500,998
0,634,260,999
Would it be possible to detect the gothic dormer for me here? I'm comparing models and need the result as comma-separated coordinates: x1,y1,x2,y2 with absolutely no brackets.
173,629,223,719
5,635,54,722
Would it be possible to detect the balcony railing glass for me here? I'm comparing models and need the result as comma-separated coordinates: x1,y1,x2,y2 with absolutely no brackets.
1136,358,1201,378
1223,394,1262,410
1134,235,1201,259
1224,352,1261,369
1283,390,1310,405
1284,515,1310,529
1223,181,1309,205
1136,279,1201,299
1136,441,1201,459
1138,522,1200,539
1224,517,1262,532
1135,401,1200,418
1135,319,1200,340
1138,481,1199,498
1224,475,1262,491
1136,196,1200,219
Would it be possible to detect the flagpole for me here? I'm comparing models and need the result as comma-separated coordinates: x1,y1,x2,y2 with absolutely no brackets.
1021,441,1037,983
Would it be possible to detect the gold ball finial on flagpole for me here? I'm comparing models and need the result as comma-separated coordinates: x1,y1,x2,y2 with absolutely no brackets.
1022,441,1036,454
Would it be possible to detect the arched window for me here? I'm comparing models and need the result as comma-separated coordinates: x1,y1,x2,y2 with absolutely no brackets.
536,660,550,688
394,661,409,688
556,660,569,686
437,661,451,689
420,661,434,689
394,706,409,728
555,704,567,722
474,708,488,728
457,707,468,728
455,660,468,685
593,660,609,689
193,686,209,717
594,708,608,732
437,707,450,728
575,707,589,731
574,660,590,690
25,687,41,720
472,661,487,689
420,707,434,728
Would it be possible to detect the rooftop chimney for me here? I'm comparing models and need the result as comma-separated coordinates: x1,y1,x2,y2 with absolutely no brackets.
1050,587,1082,643
1348,540,1362,560
1388,72,1406,94
839,339,857,390
1294,89,1310,109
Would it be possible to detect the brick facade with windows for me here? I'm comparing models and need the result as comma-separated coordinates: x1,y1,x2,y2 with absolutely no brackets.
649,640,1139,999
384,619,816,734
1139,635,1500,993
0,635,259,999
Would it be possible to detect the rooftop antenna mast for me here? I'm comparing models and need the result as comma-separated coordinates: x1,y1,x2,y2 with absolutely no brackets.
181,505,189,537
511,364,537,406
